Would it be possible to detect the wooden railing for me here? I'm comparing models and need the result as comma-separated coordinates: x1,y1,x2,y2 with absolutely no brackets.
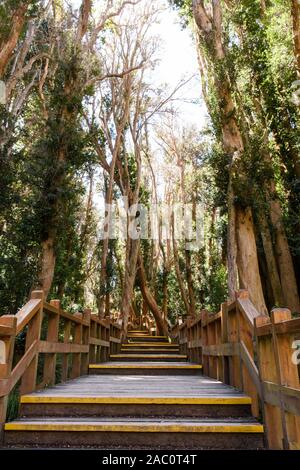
172,290,300,450
0,290,121,438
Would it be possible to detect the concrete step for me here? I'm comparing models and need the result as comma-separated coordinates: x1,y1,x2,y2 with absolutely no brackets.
89,362,203,375
4,417,264,449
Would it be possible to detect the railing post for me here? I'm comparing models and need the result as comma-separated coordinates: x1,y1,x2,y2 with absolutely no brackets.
42,299,60,387
70,313,83,379
81,309,91,375
271,308,300,449
227,294,242,389
201,311,208,375
221,302,229,384
62,318,71,382
237,290,260,416
0,315,17,441
255,314,282,449
20,290,44,395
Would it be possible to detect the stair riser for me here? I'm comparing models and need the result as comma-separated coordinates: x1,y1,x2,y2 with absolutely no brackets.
109,356,187,362
20,403,253,419
89,368,202,376
4,431,264,449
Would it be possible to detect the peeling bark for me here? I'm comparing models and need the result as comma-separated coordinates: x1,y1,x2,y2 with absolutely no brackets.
0,2,30,79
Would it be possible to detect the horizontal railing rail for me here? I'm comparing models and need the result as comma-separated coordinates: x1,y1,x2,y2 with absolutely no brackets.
0,290,121,439
172,290,300,450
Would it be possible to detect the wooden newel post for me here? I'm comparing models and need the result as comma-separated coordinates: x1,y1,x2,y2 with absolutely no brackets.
0,315,17,441
81,309,91,375
221,302,229,384
255,313,285,449
20,290,44,395
270,308,300,449
43,299,60,387
70,313,83,379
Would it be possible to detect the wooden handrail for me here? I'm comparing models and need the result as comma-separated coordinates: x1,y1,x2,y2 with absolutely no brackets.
0,290,123,439
16,299,42,334
172,290,300,450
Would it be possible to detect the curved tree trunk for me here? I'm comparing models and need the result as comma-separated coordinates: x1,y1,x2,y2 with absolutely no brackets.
137,253,169,337
269,199,300,313
119,238,140,339
259,210,284,306
193,0,267,311
0,2,29,79
236,207,268,315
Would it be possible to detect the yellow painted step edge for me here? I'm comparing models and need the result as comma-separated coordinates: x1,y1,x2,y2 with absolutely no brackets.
121,347,179,354
123,343,176,347
109,355,187,359
20,396,252,405
88,364,202,369
4,423,264,433
127,336,167,339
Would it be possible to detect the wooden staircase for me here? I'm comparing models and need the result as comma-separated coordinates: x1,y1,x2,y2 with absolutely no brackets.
4,330,264,449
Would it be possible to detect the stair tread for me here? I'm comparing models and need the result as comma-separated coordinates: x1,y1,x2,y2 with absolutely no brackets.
20,396,252,404
5,417,263,433
110,354,187,358
89,362,201,368
20,374,251,399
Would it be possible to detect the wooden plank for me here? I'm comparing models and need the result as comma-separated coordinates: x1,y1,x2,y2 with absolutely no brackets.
271,309,300,447
91,315,110,328
237,298,262,330
0,325,15,336
20,291,43,395
202,343,238,357
263,381,300,416
188,339,202,349
70,316,82,379
3,340,38,397
89,338,109,348
62,320,71,382
110,336,121,344
0,316,16,431
59,310,89,327
255,314,283,449
42,300,60,387
240,341,262,399
38,341,89,354
256,318,300,337
16,299,42,334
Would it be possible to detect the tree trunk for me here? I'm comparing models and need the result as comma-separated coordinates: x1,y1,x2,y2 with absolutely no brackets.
172,225,191,316
120,238,140,339
193,1,267,312
291,0,300,74
236,206,268,315
0,2,29,78
137,253,169,337
185,249,196,316
38,237,56,299
269,198,300,313
259,209,284,306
